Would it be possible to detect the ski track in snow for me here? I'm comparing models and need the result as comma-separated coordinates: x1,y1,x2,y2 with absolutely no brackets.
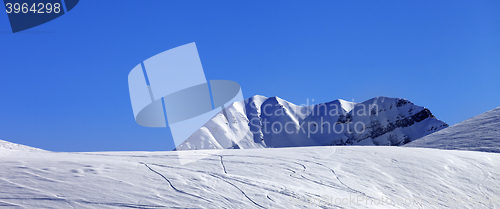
1,146,500,208
140,162,212,204
219,156,227,174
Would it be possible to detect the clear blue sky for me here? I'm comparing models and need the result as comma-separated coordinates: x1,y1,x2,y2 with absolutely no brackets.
0,0,499,152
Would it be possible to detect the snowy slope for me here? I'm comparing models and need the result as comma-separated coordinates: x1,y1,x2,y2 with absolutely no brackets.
0,143,499,208
177,95,448,150
0,139,46,152
406,106,500,153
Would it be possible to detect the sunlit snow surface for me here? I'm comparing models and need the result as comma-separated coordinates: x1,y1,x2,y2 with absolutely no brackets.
407,107,500,153
1,144,499,208
0,140,46,152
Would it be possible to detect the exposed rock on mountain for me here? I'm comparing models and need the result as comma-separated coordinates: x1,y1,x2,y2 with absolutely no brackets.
176,95,448,150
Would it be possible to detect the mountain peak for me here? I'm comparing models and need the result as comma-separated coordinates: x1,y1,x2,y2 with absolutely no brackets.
176,95,448,150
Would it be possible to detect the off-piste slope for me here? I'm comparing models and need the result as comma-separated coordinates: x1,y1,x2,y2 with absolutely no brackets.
176,95,448,150
0,141,499,208
406,106,500,153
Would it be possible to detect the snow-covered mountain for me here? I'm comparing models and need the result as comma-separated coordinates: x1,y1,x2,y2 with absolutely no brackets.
176,95,448,150
1,140,499,208
406,106,500,153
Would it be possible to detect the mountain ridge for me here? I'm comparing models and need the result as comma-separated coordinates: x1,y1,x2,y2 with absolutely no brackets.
176,95,448,150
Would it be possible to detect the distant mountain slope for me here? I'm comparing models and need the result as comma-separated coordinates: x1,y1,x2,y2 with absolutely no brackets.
0,139,46,152
406,106,500,153
176,95,448,150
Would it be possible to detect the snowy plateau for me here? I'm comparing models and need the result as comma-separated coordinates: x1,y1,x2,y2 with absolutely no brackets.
1,97,500,208
1,140,500,208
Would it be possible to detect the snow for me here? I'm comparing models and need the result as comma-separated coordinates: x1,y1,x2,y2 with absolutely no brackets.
0,143,499,208
176,95,448,150
0,139,46,152
1,102,497,208
406,106,500,153
337,99,356,113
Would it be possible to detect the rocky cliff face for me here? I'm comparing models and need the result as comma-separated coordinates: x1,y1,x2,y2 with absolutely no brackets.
176,95,448,150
